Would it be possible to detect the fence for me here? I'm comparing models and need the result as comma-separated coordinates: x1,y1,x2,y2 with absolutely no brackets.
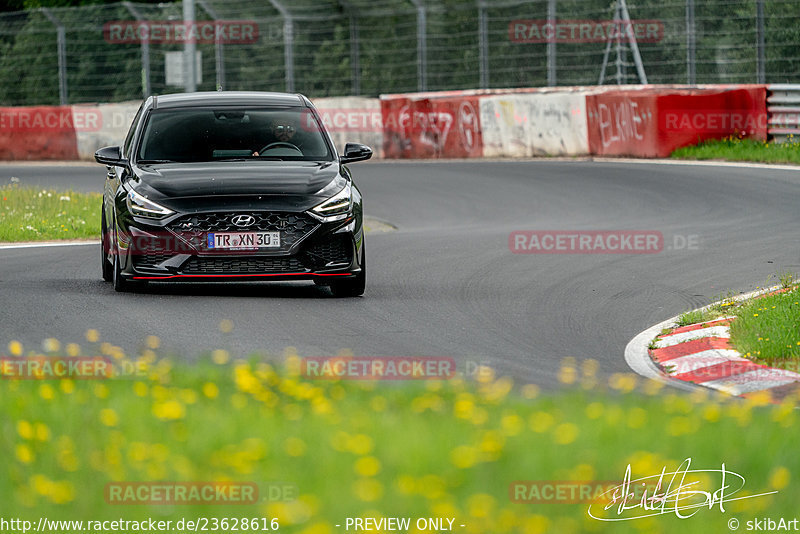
0,0,798,106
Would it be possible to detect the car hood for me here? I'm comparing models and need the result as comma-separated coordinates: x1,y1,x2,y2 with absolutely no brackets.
128,160,346,213
131,160,341,199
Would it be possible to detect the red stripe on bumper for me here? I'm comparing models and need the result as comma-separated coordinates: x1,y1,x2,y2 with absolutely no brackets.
132,272,352,280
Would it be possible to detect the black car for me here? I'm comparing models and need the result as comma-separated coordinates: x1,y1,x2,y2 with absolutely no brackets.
95,91,371,296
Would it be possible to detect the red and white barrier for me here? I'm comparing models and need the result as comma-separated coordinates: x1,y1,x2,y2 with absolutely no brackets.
0,85,769,161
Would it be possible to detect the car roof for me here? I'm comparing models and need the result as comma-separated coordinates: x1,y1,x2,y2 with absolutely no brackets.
150,91,309,110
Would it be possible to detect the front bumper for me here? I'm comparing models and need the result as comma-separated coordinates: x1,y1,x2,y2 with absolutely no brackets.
115,210,363,282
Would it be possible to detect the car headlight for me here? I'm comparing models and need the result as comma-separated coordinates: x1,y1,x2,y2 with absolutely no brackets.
126,189,174,219
309,182,353,222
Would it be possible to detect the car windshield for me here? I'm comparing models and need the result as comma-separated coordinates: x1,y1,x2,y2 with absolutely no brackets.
136,107,333,163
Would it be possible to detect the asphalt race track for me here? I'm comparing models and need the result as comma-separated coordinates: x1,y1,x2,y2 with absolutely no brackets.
1,160,798,385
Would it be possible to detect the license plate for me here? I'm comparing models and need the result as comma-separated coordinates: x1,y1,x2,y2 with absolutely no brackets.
207,232,280,249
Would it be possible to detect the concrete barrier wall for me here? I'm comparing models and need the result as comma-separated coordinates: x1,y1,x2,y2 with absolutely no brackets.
479,92,590,157
74,102,140,161
384,84,766,159
311,97,384,159
0,85,769,161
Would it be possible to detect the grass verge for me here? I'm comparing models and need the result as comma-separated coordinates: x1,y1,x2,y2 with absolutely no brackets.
0,184,100,242
0,340,798,534
671,137,800,164
664,275,800,366
729,285,800,365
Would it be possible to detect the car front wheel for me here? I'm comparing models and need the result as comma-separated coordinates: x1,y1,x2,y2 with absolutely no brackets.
101,209,113,282
112,250,129,292
329,245,365,297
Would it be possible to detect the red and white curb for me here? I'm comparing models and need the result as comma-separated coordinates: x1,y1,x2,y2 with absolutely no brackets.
625,286,800,401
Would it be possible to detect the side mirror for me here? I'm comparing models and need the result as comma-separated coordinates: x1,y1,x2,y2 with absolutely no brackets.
94,146,127,167
340,143,372,164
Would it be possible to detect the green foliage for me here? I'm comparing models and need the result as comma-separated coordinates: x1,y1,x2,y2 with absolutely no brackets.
1,0,799,104
1,0,165,11
2,349,799,532
671,136,800,164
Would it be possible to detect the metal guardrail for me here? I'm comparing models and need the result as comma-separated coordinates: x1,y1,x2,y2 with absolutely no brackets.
767,84,800,143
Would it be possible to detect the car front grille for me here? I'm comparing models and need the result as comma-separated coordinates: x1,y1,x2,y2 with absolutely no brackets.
167,212,318,252
132,217,351,275
182,256,306,274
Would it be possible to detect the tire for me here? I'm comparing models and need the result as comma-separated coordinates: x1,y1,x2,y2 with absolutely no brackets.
329,245,366,297
112,250,129,292
101,208,113,282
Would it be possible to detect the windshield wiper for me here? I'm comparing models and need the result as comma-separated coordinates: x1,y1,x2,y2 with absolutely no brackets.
138,159,178,164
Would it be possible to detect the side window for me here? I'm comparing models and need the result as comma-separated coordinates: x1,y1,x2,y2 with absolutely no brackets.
123,104,144,158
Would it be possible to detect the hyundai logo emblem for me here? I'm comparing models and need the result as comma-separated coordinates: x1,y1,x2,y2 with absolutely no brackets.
231,214,256,227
